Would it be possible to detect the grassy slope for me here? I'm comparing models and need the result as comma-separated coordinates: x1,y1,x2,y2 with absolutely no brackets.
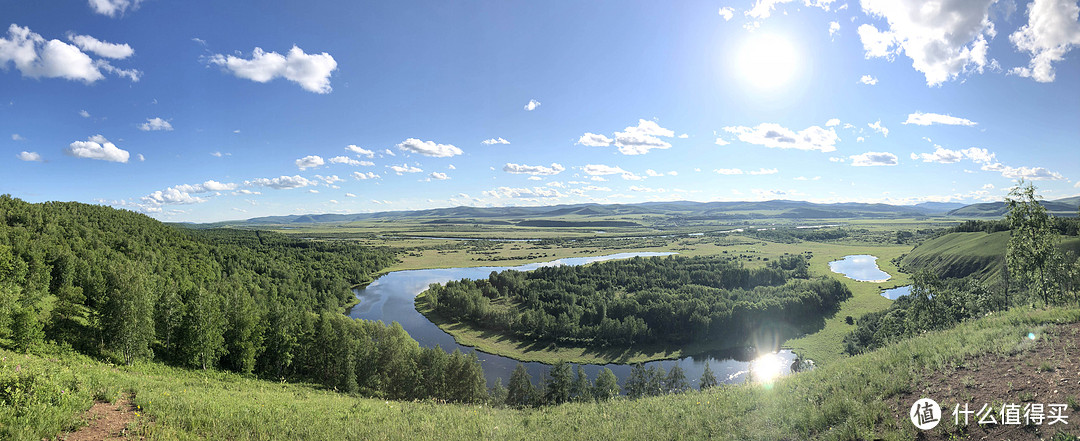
901,231,1080,284
6,306,1078,440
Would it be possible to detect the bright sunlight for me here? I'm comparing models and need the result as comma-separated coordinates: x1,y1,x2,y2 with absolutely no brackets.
737,33,799,90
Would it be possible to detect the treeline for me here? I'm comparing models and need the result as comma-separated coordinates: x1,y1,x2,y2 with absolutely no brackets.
0,196,488,403
747,228,849,244
422,254,850,348
950,218,1080,236
496,360,723,407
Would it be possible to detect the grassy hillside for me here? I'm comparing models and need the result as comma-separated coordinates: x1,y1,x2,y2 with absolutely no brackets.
5,306,1079,440
901,231,1080,284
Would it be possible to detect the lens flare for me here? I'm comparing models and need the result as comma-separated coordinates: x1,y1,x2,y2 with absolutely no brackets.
750,352,783,385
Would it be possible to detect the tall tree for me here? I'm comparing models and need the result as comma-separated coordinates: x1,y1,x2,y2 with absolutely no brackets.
571,364,592,402
101,263,154,365
544,361,573,405
700,362,718,390
665,364,689,394
1005,181,1060,305
592,368,620,401
180,287,226,369
506,363,536,407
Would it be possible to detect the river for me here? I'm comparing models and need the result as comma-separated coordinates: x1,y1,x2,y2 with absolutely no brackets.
347,252,795,390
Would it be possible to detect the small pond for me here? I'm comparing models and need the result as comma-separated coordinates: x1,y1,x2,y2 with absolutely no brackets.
828,255,891,282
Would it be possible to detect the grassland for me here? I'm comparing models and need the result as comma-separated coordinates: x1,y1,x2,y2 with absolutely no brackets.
6,305,1079,440
902,231,1080,284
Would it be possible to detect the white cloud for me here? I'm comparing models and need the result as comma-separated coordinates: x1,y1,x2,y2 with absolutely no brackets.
429,172,450,180
308,189,319,194
825,118,841,127
1009,0,1080,82
482,137,510,145
396,138,463,157
856,136,866,142
719,6,735,20
723,123,839,152
87,0,143,17
141,180,239,207
714,137,730,146
577,132,613,147
829,21,841,37
345,192,357,197
794,176,821,181
67,34,133,59
208,46,337,93
79,110,91,118
904,111,978,126
295,155,325,170
523,99,541,111
750,168,779,175
314,174,344,185
503,162,565,176
714,168,778,175
829,156,845,162
383,148,396,156
136,153,144,162
912,146,995,164
345,145,375,158
613,119,675,155
859,75,878,85
868,120,889,137
857,0,996,86
447,164,456,170
11,134,24,141
247,175,316,189
745,0,837,21
581,164,642,180
982,183,995,189
65,135,129,163
139,117,173,131
850,151,899,166
981,163,1064,180
714,168,744,175
482,186,565,199
352,171,380,180
16,151,41,162
390,164,423,174
1,24,111,83
678,133,689,139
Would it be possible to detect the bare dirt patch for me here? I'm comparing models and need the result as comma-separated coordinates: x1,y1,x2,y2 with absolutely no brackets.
891,322,1080,440
62,395,138,441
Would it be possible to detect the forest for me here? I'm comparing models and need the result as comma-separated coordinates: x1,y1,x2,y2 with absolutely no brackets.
0,195,491,403
422,253,851,348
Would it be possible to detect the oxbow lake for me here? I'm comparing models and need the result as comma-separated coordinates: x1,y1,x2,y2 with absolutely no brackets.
347,252,795,390
828,254,912,299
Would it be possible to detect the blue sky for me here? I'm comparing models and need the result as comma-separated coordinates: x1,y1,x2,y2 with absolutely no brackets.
2,0,1079,222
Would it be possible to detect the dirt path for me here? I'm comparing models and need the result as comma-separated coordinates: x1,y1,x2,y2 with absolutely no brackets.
891,322,1080,440
61,395,138,441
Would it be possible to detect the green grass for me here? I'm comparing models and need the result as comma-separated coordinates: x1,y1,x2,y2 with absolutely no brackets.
5,306,1079,440
901,231,1080,284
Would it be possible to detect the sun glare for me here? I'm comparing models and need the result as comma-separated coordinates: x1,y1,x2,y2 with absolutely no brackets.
737,33,799,90
750,352,783,384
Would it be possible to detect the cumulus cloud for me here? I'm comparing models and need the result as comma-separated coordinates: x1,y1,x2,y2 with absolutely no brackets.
482,186,565,199
141,180,239,207
87,0,143,17
139,117,173,131
65,135,129,163
719,6,735,20
389,164,423,174
429,172,450,180
11,134,24,141
829,21,841,37
67,34,133,59
723,123,839,152
714,168,779,175
850,151,899,166
983,163,1064,180
79,110,91,118
523,99,541,111
345,145,375,158
613,119,675,155
825,118,841,127
1009,0,1080,82
857,0,997,86
859,75,878,85
904,111,979,126
868,120,889,137
396,138,462,157
16,151,42,162
329,156,371,166
503,162,565,176
352,171,380,180
576,132,613,147
0,24,139,83
247,175,316,189
745,0,837,21
581,164,642,180
295,155,325,170
911,146,996,164
482,137,510,145
208,46,337,93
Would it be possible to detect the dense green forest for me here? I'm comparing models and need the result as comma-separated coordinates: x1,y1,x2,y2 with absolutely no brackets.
421,253,851,348
0,195,491,403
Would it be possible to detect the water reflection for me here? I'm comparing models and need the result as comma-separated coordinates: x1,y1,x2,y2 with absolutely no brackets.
346,253,796,390
828,254,891,282
880,285,911,300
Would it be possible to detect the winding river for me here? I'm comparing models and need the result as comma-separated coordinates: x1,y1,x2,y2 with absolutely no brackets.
347,252,795,390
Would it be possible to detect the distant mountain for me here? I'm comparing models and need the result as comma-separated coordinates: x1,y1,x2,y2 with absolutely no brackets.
911,202,968,213
947,196,1080,217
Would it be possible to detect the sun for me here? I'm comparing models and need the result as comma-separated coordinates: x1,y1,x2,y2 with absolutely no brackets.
736,33,799,90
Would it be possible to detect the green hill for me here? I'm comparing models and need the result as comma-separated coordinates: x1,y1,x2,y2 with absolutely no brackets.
6,306,1078,440
901,231,1080,283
